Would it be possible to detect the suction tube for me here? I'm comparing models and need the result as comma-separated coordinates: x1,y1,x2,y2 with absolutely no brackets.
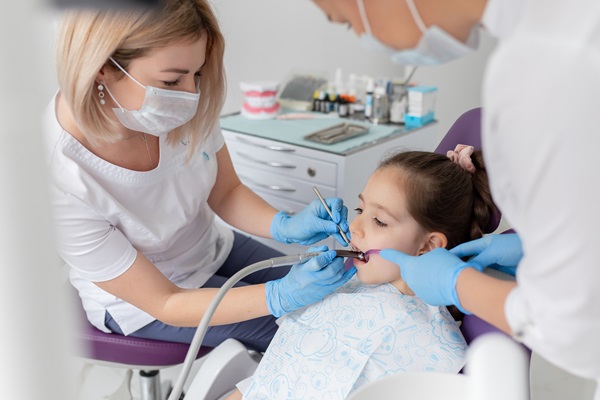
167,251,326,400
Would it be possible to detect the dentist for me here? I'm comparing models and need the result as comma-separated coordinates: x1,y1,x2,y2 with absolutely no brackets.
311,0,600,394
46,0,354,353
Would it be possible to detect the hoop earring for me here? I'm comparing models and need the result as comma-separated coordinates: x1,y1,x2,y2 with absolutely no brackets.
97,83,106,105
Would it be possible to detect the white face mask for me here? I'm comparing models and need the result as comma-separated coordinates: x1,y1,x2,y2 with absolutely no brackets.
103,57,201,137
357,0,479,66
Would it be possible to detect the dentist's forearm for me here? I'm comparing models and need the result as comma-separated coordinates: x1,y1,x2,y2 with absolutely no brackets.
456,268,516,333
210,183,278,238
161,284,270,327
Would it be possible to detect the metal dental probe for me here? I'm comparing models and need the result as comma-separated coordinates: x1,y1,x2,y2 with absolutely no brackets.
312,186,356,251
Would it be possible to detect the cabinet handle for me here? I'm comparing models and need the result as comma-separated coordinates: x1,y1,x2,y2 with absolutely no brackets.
236,136,296,152
241,175,297,192
236,152,297,169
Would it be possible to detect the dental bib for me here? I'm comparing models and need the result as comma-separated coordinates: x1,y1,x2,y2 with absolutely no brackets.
239,276,467,400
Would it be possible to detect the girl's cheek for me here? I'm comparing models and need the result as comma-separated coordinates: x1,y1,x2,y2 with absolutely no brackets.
374,256,402,279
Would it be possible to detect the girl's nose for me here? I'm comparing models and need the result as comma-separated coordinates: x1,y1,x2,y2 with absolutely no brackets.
349,218,363,239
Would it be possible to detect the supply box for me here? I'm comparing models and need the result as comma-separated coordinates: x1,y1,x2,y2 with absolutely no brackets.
404,86,437,127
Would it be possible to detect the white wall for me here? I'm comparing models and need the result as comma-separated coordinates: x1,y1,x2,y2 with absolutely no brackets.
212,0,497,137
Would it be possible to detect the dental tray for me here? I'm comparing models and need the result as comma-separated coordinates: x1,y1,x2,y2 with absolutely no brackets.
304,122,369,145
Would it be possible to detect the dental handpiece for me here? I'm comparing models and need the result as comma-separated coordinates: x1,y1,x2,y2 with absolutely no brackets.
312,186,355,250
334,249,366,261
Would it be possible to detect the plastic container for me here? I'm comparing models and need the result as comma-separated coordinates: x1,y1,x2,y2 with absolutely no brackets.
364,78,375,119
371,86,389,124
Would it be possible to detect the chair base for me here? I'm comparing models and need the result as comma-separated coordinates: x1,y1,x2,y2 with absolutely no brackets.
109,369,133,400
185,338,262,400
77,363,173,400
77,338,259,400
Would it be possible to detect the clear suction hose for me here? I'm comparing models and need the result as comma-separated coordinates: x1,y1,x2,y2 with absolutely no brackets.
167,251,322,400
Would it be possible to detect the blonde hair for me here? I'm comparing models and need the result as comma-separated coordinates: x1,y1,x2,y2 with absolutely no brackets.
56,0,226,155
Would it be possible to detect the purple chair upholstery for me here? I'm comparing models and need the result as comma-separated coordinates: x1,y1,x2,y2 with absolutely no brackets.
72,285,211,398
460,314,512,346
434,107,501,233
72,284,211,365
76,317,211,367
434,108,484,155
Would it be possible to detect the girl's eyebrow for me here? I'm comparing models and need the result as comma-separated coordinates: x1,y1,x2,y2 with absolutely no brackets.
358,194,400,222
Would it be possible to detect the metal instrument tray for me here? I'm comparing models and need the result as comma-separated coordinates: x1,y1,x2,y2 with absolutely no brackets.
304,122,369,145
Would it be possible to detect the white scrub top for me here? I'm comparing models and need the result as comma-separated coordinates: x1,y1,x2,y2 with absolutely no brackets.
482,0,600,389
43,94,234,335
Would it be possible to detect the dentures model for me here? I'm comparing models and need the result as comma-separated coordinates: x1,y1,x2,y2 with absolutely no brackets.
240,81,280,119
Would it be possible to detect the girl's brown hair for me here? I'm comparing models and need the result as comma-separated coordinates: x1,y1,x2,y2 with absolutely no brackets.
378,150,499,249
56,0,225,155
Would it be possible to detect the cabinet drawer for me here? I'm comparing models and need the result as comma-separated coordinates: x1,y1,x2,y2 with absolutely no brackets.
238,168,336,204
226,140,337,187
253,190,307,216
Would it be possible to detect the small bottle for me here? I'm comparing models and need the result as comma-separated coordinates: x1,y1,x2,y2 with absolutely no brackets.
364,78,375,120
320,91,329,113
371,86,389,124
312,90,320,112
338,95,349,117
347,88,357,116
330,92,339,113
389,93,407,124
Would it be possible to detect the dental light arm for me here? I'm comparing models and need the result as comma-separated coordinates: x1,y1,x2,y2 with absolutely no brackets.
167,251,324,400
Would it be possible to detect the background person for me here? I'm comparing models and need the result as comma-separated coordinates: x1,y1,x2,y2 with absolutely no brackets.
310,0,600,395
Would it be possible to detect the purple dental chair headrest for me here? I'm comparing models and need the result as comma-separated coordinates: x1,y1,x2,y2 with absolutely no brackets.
434,107,501,233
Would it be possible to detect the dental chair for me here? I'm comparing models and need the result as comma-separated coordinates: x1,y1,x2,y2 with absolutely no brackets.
72,285,261,400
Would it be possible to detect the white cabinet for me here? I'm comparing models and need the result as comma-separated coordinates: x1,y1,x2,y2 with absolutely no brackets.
222,120,440,255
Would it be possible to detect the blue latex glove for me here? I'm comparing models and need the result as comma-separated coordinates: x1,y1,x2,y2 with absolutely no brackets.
265,246,357,317
450,233,523,276
270,198,350,246
380,248,474,314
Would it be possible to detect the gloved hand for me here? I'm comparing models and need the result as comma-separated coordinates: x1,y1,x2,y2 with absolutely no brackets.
380,248,474,314
265,246,357,317
270,198,350,246
450,233,523,276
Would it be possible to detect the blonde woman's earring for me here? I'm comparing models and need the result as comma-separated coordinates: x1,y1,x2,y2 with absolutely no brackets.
98,83,106,105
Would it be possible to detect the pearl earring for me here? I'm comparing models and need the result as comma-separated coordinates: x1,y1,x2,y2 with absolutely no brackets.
97,83,106,105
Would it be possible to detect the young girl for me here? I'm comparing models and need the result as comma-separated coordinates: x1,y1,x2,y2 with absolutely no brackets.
230,145,499,399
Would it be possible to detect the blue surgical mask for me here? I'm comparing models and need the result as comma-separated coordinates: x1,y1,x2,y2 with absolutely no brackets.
357,0,479,66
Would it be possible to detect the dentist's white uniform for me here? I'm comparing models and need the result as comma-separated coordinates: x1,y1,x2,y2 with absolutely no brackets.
482,0,600,395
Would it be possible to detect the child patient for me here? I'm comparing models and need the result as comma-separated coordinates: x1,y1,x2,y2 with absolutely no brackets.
230,146,499,400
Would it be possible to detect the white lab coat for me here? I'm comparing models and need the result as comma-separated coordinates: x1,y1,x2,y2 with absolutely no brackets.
482,0,600,394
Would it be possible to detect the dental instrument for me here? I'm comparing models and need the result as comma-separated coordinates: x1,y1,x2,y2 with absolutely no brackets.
167,249,361,400
335,249,365,261
361,249,381,262
337,249,381,263
312,186,355,250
